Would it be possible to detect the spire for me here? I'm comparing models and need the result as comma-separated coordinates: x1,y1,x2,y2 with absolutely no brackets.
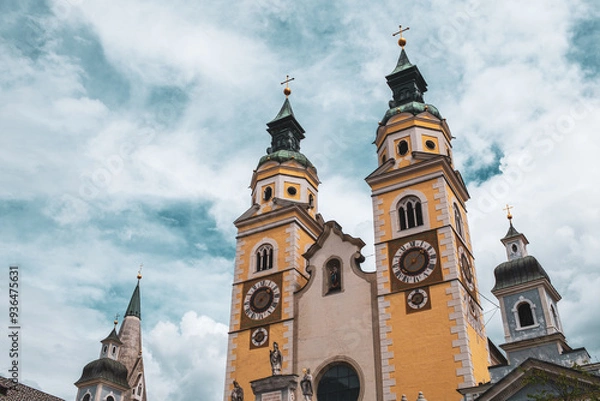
499,205,529,261
381,26,442,125
265,76,305,154
386,27,428,108
125,280,141,320
101,328,122,346
258,76,314,169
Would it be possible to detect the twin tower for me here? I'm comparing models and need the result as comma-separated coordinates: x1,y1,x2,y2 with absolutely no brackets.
224,37,490,401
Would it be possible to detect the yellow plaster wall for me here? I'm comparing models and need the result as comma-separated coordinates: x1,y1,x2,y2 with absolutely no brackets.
384,282,463,401
228,322,289,396
284,181,301,200
375,178,441,243
466,322,491,385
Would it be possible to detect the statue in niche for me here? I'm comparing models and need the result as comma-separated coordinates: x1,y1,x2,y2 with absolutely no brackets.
231,380,244,401
300,368,313,401
327,259,341,292
270,342,282,375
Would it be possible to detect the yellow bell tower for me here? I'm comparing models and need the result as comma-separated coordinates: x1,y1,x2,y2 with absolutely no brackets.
223,79,323,398
366,29,490,400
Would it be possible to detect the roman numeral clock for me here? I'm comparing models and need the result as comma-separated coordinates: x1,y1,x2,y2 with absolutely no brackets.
388,232,443,313
240,273,284,350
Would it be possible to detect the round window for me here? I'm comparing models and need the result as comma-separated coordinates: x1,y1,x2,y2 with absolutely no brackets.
287,187,297,196
425,140,436,150
317,362,360,401
398,140,409,156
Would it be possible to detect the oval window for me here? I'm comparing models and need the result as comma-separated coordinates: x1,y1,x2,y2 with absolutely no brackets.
317,362,360,401
398,140,409,156
425,140,436,150
287,187,297,196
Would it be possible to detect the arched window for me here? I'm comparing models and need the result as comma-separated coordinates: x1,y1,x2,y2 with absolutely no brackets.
256,244,274,272
517,302,535,327
317,362,360,401
453,203,464,238
106,396,115,401
308,194,314,208
398,196,424,230
82,394,91,401
326,258,342,293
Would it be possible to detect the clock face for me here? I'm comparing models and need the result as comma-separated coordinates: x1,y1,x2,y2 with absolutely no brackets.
459,247,474,291
251,327,268,347
244,280,281,320
407,288,429,310
391,240,437,284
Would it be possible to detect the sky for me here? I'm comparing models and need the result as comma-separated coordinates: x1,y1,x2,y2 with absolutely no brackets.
0,0,599,400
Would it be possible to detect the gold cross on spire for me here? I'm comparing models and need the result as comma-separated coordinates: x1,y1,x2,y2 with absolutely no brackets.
392,25,410,48
503,204,514,220
281,74,295,97
114,313,120,327
137,264,143,280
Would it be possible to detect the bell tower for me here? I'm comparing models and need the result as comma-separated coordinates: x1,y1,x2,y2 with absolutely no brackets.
366,29,490,400
223,79,323,399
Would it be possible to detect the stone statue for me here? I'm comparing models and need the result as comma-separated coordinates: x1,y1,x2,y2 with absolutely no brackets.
300,368,313,400
231,380,243,401
270,342,282,375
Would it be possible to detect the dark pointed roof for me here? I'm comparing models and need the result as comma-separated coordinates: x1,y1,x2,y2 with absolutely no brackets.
389,48,415,75
124,281,141,320
259,97,313,169
503,221,521,239
268,97,296,123
101,328,122,345
381,48,442,125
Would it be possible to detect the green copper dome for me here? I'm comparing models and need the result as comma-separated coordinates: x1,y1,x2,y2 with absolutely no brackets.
257,149,314,169
381,101,442,125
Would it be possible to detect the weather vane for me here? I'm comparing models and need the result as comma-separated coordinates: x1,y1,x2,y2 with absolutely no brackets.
503,204,514,220
137,264,143,280
114,313,120,327
392,25,410,48
281,74,295,97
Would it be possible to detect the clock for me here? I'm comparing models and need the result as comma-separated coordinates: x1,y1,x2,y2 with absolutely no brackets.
243,280,281,321
458,247,474,291
391,240,437,284
251,327,269,348
407,288,429,310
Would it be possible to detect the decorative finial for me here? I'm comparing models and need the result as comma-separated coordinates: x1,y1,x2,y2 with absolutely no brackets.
281,74,295,97
137,264,143,280
392,25,410,48
503,204,514,221
114,313,120,327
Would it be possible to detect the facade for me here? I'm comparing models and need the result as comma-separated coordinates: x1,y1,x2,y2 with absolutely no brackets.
74,276,147,401
224,38,490,401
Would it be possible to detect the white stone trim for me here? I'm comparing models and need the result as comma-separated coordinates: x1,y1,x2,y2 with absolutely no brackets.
223,333,239,401
388,189,430,239
433,177,451,227
378,296,396,401
247,237,279,280
446,282,476,388
282,320,294,374
372,196,385,243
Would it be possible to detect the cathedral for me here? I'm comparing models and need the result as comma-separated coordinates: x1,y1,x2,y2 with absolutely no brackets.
220,30,600,401
71,30,600,401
